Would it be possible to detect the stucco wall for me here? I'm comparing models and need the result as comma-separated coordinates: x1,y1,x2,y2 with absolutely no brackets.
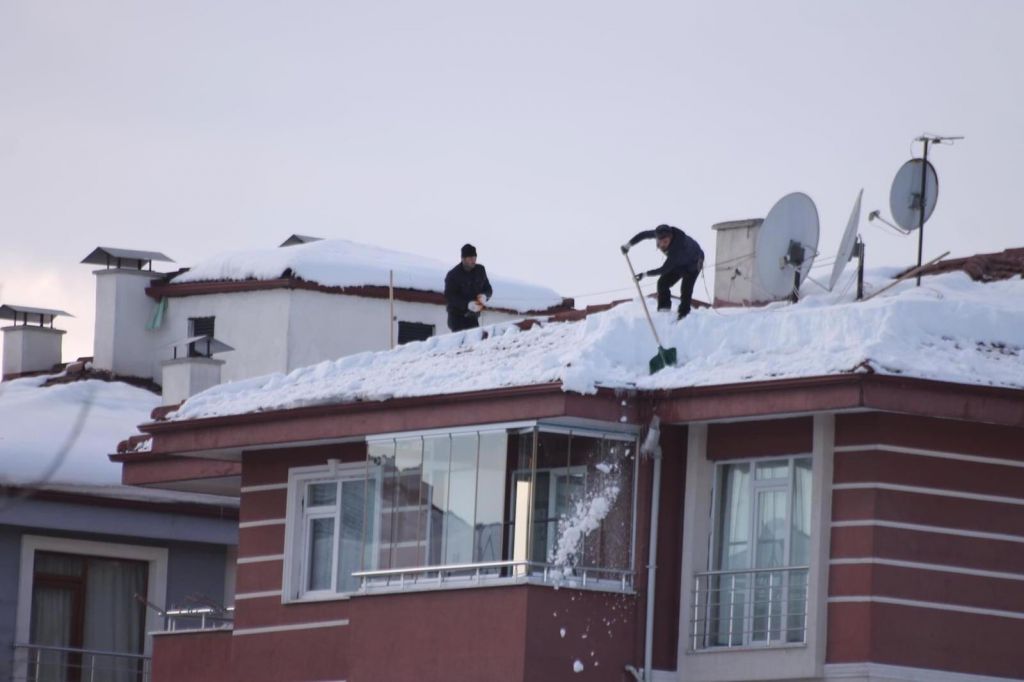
93,269,164,378
1,326,64,377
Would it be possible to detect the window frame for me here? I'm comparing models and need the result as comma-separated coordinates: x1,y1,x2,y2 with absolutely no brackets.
14,536,169,681
282,422,641,602
285,461,381,602
705,454,813,648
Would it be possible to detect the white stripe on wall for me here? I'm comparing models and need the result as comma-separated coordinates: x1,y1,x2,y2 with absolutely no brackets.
232,618,350,637
239,483,288,493
239,518,287,529
236,554,284,565
828,595,1024,621
234,590,283,601
832,482,1024,507
835,443,1024,470
831,519,1024,544
831,557,1024,582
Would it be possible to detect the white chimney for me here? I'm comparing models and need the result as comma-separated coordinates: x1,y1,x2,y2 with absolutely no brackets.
712,219,763,306
82,247,174,380
1,305,71,380
161,335,233,405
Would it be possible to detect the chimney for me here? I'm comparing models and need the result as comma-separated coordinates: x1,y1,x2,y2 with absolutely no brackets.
82,247,174,380
161,335,234,405
711,219,763,306
1,305,72,380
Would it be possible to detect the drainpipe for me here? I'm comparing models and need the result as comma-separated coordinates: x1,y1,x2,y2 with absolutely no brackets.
388,270,395,349
628,416,663,682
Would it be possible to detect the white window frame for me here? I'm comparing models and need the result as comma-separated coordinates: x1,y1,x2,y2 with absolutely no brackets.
284,461,379,602
13,535,169,681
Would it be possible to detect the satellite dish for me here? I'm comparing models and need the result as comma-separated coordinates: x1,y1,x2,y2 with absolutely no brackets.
829,189,863,291
754,192,820,300
889,158,938,231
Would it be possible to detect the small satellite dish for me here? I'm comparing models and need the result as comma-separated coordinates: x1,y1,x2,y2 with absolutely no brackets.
829,189,863,291
889,158,938,231
754,192,820,300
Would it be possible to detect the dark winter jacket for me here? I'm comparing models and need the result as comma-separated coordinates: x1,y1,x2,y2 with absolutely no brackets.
444,262,494,321
628,226,704,277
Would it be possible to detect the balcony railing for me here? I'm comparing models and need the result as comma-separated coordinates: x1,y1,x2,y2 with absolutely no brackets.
161,606,234,632
12,643,150,682
352,560,634,594
690,565,809,650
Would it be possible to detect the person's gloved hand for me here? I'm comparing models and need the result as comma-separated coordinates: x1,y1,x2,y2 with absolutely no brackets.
620,243,632,254
634,272,645,282
476,294,488,306
468,300,483,313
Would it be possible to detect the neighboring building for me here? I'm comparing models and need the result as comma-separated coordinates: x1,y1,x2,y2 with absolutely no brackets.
115,262,1024,681
83,239,573,394
0,372,238,682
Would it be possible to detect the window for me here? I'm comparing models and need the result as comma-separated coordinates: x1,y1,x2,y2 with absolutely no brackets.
28,552,148,682
285,425,638,600
397,321,434,345
187,317,215,357
703,456,811,648
15,537,166,682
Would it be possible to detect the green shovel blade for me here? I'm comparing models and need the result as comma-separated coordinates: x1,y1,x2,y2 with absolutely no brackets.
649,346,678,374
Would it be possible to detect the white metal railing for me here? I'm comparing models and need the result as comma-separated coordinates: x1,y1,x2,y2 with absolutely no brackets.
12,643,151,682
161,606,234,632
690,565,809,650
352,560,634,594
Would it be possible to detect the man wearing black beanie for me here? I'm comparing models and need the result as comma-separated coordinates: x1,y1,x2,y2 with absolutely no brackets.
444,243,494,332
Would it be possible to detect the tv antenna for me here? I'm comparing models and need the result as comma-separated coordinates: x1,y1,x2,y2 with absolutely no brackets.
828,189,865,299
869,134,963,286
754,192,820,302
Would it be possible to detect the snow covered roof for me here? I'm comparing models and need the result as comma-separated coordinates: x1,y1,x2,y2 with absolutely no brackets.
166,268,1024,422
0,375,235,505
169,238,567,314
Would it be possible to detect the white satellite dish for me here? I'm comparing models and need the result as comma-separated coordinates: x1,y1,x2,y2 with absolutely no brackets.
889,158,938,232
753,192,820,300
829,189,863,292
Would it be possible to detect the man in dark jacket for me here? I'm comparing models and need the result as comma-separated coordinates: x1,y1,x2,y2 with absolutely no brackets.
444,243,494,332
622,224,704,320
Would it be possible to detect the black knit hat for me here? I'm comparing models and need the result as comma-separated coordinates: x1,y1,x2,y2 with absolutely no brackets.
655,224,673,238
461,243,477,258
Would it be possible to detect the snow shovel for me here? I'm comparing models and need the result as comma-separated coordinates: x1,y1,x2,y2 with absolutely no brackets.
623,251,677,374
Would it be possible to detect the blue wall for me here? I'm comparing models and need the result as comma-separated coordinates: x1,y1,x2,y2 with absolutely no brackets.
0,495,237,680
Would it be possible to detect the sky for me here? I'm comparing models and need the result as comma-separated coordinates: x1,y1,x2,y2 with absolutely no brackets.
2,0,1022,362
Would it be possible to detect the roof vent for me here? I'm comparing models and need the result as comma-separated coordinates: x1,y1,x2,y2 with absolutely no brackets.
81,247,174,271
1,304,72,380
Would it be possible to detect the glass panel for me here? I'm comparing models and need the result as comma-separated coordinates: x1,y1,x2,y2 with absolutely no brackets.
586,438,635,571
716,463,751,570
474,431,508,564
506,430,534,575
307,517,335,591
29,585,74,682
34,552,84,577
790,458,812,565
367,440,395,570
82,558,147,682
752,488,787,641
393,437,424,568
422,435,451,567
711,462,750,647
445,432,478,565
338,478,367,592
755,460,788,480
788,457,812,642
532,431,569,565
307,481,337,507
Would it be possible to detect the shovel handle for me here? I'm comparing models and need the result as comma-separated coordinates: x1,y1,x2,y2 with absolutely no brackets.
623,251,665,348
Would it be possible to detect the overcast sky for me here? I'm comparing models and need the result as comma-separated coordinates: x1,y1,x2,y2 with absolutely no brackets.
2,0,1021,362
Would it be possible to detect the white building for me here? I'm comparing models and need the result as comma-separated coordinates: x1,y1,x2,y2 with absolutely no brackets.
84,239,572,403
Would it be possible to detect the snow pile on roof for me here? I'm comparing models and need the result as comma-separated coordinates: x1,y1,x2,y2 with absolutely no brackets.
0,376,234,504
171,238,566,313
168,269,1024,422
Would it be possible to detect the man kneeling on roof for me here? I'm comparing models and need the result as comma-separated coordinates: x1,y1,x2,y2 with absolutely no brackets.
622,224,705,320
444,243,494,332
